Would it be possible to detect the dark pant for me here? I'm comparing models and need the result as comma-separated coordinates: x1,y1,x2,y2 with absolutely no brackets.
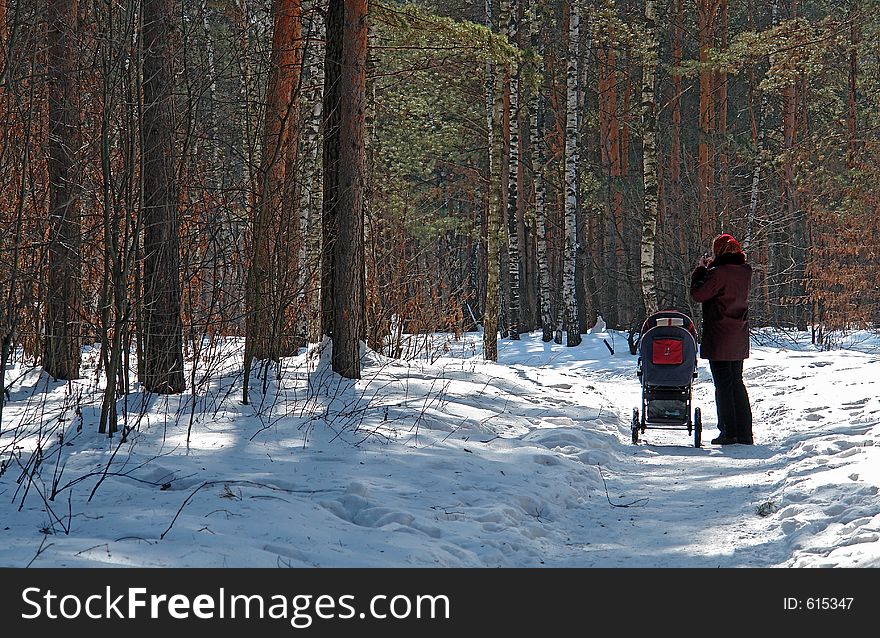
709,360,753,441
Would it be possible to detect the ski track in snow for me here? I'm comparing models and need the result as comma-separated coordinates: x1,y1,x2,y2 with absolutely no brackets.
1,330,879,568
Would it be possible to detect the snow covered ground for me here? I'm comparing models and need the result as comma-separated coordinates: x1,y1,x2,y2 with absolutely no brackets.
1,326,879,568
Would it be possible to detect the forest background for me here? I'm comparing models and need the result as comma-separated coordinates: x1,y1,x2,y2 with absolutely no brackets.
0,0,877,426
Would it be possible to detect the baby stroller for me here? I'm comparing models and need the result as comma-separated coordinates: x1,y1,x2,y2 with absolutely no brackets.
633,310,702,447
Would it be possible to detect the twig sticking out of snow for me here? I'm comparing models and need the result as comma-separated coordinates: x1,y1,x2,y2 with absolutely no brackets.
596,464,648,508
160,479,339,540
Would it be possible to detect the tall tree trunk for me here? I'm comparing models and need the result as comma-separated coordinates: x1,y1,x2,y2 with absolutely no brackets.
506,0,520,340
363,19,380,350
294,3,323,347
716,0,728,229
531,4,553,343
563,0,581,347
44,0,82,380
746,0,777,253
321,0,366,379
243,0,302,401
198,0,227,326
484,0,502,361
278,4,310,356
697,0,719,245
785,0,806,328
575,5,591,333
521,0,538,332
780,0,798,326
497,0,510,340
141,0,185,394
639,0,658,317
301,1,325,344
619,78,635,327
598,27,621,327
669,0,688,310
321,0,341,341
744,96,766,252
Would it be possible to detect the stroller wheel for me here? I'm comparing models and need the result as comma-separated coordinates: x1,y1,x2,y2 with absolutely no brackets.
694,407,702,448
632,409,640,444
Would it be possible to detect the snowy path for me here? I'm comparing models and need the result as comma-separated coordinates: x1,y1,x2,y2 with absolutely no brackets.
505,333,880,568
493,350,786,568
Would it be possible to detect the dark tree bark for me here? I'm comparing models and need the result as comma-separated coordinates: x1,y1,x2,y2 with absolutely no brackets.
321,0,367,379
141,0,185,393
44,0,82,381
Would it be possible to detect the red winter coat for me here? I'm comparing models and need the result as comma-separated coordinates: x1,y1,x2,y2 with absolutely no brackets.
689,252,752,361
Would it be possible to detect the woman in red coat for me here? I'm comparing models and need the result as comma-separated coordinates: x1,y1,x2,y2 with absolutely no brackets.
690,233,754,445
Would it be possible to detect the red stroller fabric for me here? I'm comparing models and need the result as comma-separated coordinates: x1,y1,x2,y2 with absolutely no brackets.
652,338,683,365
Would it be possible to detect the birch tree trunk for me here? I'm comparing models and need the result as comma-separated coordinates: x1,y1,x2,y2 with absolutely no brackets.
45,0,83,380
300,1,325,344
484,0,502,361
530,3,553,343
639,0,659,317
141,0,185,394
783,0,805,328
506,0,520,340
746,0,777,253
563,0,581,347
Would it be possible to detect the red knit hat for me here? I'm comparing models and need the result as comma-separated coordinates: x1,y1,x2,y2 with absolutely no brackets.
712,233,742,257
